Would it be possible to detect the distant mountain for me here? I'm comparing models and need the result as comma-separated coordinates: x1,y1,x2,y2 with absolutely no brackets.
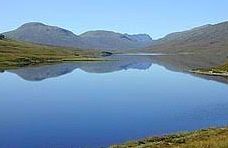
3,22,84,48
3,22,153,50
146,21,228,54
4,21,228,53
80,30,152,50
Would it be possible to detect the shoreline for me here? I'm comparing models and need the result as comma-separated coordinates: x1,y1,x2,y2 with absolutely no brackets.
189,63,228,77
110,127,228,148
0,39,106,71
190,70,228,77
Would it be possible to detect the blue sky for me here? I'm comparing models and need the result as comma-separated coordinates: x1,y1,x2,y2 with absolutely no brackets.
1,0,228,39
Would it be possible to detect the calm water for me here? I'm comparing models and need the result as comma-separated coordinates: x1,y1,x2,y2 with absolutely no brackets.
0,56,228,148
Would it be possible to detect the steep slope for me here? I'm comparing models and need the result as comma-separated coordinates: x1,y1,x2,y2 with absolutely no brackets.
147,21,228,54
3,22,153,50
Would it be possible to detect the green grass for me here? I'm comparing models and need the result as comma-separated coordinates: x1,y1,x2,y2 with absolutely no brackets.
110,127,228,148
211,63,228,72
0,39,103,70
198,63,228,73
191,63,228,76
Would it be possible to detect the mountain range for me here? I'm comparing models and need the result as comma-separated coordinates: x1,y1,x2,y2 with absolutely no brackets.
3,21,228,54
3,22,152,50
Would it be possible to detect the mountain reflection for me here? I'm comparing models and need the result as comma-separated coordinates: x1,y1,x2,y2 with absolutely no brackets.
8,55,153,81
5,55,228,84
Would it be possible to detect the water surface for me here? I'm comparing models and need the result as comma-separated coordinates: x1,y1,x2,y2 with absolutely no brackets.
0,56,227,148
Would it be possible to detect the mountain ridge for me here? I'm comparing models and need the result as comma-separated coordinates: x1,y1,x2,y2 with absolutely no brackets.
3,21,228,53
3,22,153,50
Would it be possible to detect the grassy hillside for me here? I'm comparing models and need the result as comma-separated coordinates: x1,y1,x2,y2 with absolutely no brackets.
110,127,228,148
0,39,102,70
145,21,228,55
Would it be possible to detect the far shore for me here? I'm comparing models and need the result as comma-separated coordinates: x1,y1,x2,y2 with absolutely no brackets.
115,52,197,56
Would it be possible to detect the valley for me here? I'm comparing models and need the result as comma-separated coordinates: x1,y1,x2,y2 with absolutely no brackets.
0,21,228,148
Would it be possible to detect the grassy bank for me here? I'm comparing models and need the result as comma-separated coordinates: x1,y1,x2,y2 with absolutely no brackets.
0,39,103,70
191,63,228,77
110,127,228,148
